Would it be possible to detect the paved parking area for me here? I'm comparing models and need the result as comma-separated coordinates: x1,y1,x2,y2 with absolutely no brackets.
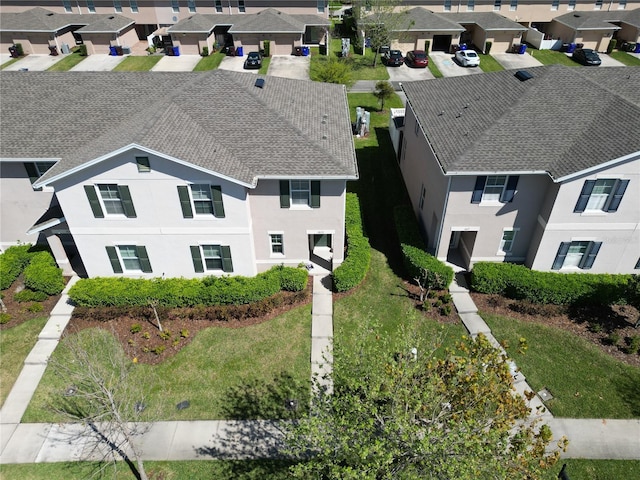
218,54,258,73
566,52,625,67
492,52,543,70
151,54,202,72
386,63,434,82
69,54,126,71
267,55,310,80
2,54,65,71
429,52,483,77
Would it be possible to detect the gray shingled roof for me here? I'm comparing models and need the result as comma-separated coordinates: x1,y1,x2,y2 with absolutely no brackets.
444,12,527,31
168,14,237,33
0,7,131,33
0,71,358,187
397,8,464,33
553,10,627,30
402,65,640,180
75,15,135,33
229,9,328,33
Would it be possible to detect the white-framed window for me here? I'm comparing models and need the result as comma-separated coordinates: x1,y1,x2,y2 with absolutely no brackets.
191,184,215,214
551,0,559,10
177,185,225,218
574,179,629,213
215,0,222,11
171,0,180,12
552,241,601,270
99,184,125,215
188,0,196,12
105,245,152,273
419,184,426,210
510,0,518,10
270,233,284,255
467,0,475,11
471,175,519,204
444,0,452,11
280,180,320,208
23,162,55,183
291,180,311,206
87,0,96,12
499,229,517,254
85,184,136,218
63,0,72,12
618,0,627,9
136,156,150,172
317,0,325,13
494,0,502,10
202,245,223,270
130,0,139,12
190,244,233,272
238,0,245,13
114,0,122,12
568,0,576,10
119,245,141,270
594,0,603,9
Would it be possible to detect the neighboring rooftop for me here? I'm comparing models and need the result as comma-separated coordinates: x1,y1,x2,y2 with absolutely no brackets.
402,65,640,180
0,71,358,187
0,7,132,33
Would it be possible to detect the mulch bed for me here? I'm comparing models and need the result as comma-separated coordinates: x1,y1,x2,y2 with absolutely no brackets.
0,276,68,331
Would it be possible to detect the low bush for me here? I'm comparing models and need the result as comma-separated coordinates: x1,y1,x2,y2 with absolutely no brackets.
23,251,64,295
0,313,11,324
14,289,48,303
393,205,453,290
470,262,630,306
0,244,33,290
333,193,371,292
27,302,43,313
274,265,308,292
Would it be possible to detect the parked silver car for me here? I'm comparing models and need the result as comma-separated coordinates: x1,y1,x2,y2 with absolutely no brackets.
455,49,480,67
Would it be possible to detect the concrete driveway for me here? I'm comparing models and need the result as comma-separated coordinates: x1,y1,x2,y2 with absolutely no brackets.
267,55,310,80
429,52,483,77
218,54,259,74
386,62,434,82
492,52,543,70
151,54,202,72
2,54,66,71
69,54,126,71
568,52,625,67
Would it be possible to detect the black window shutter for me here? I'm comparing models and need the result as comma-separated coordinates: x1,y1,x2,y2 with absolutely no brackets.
551,242,570,270
311,181,321,208
471,176,486,204
581,241,602,270
137,246,152,273
574,180,595,213
607,180,629,212
85,185,105,218
118,186,137,218
211,185,225,218
221,246,234,273
23,163,39,184
190,246,204,273
178,186,194,218
105,246,123,273
501,176,519,203
279,180,290,208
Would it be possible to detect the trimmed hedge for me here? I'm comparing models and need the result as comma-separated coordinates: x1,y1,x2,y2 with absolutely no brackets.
333,193,371,292
394,205,453,290
23,251,65,295
0,244,33,290
470,262,630,306
69,265,308,307
14,289,49,303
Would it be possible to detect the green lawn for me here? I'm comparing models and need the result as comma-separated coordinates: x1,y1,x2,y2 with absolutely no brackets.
0,57,22,70
45,52,86,71
23,305,311,422
0,316,48,406
529,49,580,66
479,53,505,72
258,56,271,74
311,37,389,82
609,50,640,66
112,55,162,71
193,52,225,71
427,56,443,78
483,313,640,418
347,92,404,147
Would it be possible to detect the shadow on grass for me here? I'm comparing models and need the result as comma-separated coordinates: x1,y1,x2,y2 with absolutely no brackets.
615,372,640,417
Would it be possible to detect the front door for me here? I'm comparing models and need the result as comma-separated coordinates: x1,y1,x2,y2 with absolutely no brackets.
309,234,333,271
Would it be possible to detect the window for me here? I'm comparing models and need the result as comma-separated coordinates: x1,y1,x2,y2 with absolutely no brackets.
635,258,640,269
171,0,179,12
270,234,284,254
24,162,55,184
188,0,196,12
84,184,136,218
552,241,601,270
551,0,559,10
177,185,225,218
418,184,426,210
568,0,575,10
594,0,603,8
499,229,517,253
114,0,122,11
574,179,629,213
215,0,222,11
471,175,519,204
130,0,138,12
136,156,150,172
238,0,245,12
618,0,626,9
494,0,501,10
444,0,452,10
63,0,72,12
105,245,152,273
190,245,233,272
317,0,325,13
280,180,320,208
87,0,96,12
510,0,518,10
467,0,475,11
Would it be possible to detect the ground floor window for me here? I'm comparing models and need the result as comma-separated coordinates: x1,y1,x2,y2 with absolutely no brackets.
270,234,284,254
552,241,601,270
190,245,233,273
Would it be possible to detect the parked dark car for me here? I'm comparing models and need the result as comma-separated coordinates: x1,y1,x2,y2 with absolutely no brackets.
405,50,428,68
243,51,263,69
572,48,601,66
382,49,404,66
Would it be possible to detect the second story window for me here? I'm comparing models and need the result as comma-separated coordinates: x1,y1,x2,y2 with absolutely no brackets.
317,0,325,13
238,0,245,13
494,0,502,10
618,0,627,8
114,0,122,12
87,0,96,12
188,0,196,12
63,0,72,12
467,0,475,11
574,179,629,213
130,0,139,13
568,0,576,10
23,162,55,184
595,0,603,8
471,175,519,204
280,180,321,208
84,184,137,218
510,0,518,10
215,0,222,11
171,0,180,12
177,184,225,218
551,0,559,10
444,0,452,11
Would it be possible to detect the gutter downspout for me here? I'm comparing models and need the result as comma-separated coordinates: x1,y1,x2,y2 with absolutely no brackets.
433,176,451,259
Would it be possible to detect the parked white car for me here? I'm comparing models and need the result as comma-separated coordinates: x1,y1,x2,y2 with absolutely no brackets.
455,49,480,67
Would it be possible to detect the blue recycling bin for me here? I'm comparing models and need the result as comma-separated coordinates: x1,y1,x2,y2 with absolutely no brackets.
518,44,527,54
566,43,576,53
236,46,243,56
172,46,180,56
635,43,640,53
460,43,468,50
301,46,309,56
109,46,118,56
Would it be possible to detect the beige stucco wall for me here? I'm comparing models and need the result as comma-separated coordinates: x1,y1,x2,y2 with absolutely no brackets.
618,23,640,43
487,31,520,53
574,30,608,50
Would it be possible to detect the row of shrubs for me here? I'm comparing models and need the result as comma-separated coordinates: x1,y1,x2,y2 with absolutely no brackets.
0,244,64,296
69,264,308,307
393,205,454,290
471,262,631,306
333,193,371,292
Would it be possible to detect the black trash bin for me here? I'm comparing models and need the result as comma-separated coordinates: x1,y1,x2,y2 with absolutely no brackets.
49,45,59,56
115,46,123,56
294,46,302,56
8,45,19,58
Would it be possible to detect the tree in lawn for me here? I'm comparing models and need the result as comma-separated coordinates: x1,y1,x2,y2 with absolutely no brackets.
373,80,395,112
283,324,567,479
353,0,412,67
50,328,160,480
